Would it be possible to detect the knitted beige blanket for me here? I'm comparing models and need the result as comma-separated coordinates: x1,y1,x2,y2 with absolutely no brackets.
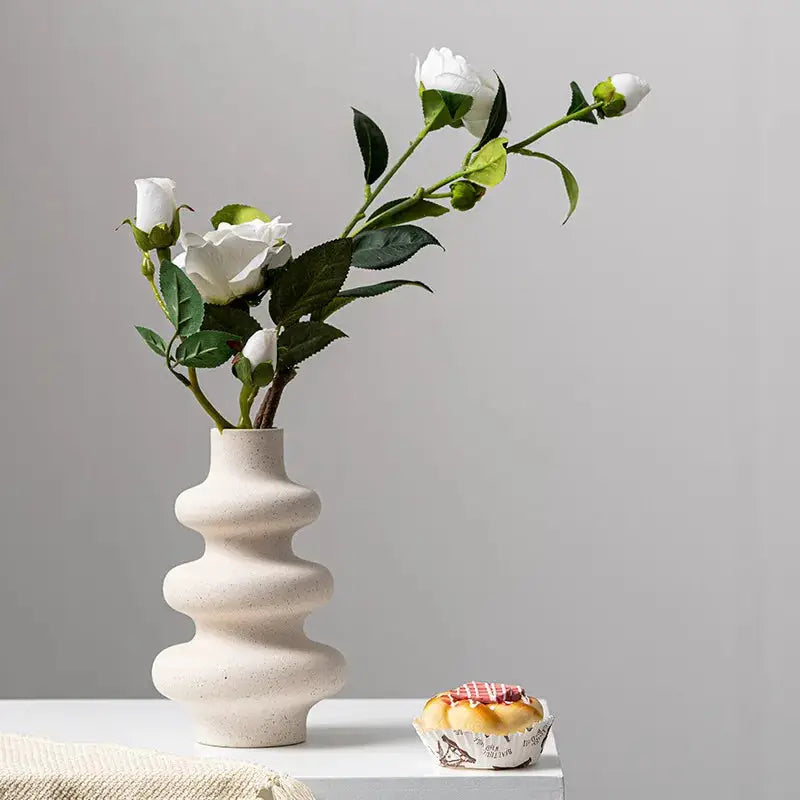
0,733,315,800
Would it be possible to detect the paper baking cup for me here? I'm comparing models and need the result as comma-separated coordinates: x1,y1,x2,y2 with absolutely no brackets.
413,715,554,770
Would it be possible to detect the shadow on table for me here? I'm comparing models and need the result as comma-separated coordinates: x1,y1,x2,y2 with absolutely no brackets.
308,725,410,748
529,753,559,771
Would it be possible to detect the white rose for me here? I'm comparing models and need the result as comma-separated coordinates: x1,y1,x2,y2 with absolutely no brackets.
415,47,499,138
173,217,291,305
593,74,650,116
242,328,278,368
134,178,177,234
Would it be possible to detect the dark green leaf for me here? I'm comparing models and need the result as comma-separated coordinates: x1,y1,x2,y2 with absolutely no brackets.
519,151,580,223
312,280,433,321
278,321,347,368
210,204,270,229
352,108,389,185
159,260,204,336
566,81,597,124
134,326,167,356
337,279,433,298
351,225,442,270
175,330,236,368
362,197,449,231
311,296,357,322
421,89,473,131
476,73,508,149
269,239,353,326
202,304,261,340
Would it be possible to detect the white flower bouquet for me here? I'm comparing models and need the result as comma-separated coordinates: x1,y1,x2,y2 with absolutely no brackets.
121,49,649,430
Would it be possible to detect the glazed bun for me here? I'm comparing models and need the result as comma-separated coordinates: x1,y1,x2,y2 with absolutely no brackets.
418,682,544,735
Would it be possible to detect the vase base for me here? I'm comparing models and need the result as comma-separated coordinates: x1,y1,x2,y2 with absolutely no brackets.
194,713,308,749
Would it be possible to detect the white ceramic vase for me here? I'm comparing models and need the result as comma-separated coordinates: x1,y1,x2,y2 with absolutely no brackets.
152,428,346,747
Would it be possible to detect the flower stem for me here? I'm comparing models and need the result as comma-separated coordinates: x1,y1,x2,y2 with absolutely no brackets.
254,368,296,429
188,367,234,431
507,102,604,153
352,168,466,235
238,384,258,429
461,142,479,169
147,274,170,319
340,122,434,237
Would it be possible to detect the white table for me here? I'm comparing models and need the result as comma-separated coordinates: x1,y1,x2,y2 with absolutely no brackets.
0,699,564,800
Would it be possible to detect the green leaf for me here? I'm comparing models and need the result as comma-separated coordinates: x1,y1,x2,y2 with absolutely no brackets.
269,239,353,326
566,81,597,124
159,260,204,336
351,225,442,270
252,362,274,387
311,296,357,322
421,89,473,131
202,304,261,340
134,326,167,356
210,204,271,229
337,279,433,298
465,138,508,187
519,151,579,223
175,330,237,368
278,321,347,368
352,108,389,185
476,73,508,149
312,280,433,321
362,197,449,231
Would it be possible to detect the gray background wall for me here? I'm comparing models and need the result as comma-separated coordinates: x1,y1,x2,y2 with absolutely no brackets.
1,1,796,798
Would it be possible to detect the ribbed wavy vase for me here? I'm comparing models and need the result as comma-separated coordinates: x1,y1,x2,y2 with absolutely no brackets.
152,429,346,747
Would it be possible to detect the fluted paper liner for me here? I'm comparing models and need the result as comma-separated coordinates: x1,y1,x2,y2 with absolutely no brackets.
413,715,554,770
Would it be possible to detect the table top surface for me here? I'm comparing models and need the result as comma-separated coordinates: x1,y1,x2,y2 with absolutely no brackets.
0,698,563,799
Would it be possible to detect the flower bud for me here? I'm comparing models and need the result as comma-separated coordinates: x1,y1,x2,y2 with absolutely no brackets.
242,328,278,369
450,180,486,211
135,178,177,235
125,178,185,251
593,74,650,118
140,253,155,279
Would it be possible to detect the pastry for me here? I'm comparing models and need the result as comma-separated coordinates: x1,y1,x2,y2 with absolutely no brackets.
413,682,553,770
419,682,544,734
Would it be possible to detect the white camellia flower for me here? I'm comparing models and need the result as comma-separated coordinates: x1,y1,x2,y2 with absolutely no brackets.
593,74,650,116
242,328,278,368
173,218,291,305
134,178,177,234
415,47,500,138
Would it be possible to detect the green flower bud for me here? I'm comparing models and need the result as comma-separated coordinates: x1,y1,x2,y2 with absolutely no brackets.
140,253,155,279
450,180,486,211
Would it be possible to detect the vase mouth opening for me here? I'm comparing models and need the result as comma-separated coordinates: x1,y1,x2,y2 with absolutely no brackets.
211,427,284,435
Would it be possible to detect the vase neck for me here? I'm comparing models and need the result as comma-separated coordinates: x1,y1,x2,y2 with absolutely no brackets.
208,429,287,479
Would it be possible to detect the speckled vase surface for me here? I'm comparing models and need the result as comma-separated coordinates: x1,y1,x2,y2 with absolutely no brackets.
151,428,346,747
